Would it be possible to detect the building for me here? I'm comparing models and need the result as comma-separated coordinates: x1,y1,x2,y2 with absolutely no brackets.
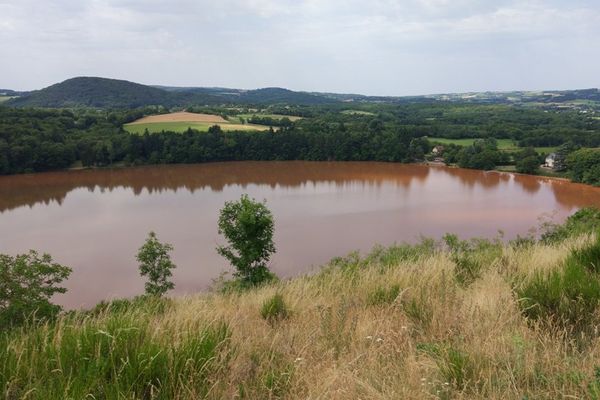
544,153,557,169
432,145,445,156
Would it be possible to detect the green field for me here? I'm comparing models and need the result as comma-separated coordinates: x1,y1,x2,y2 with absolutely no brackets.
124,121,270,134
427,137,557,154
0,96,13,103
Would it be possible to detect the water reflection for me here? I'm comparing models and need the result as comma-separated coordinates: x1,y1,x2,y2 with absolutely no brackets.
1,161,600,309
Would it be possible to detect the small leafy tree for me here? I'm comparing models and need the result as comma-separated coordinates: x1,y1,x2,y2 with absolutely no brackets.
136,232,176,296
217,194,276,286
0,251,71,328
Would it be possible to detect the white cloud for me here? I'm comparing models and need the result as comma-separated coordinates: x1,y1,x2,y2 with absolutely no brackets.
0,0,598,94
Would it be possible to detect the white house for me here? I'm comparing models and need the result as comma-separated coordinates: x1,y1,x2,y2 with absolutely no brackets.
432,145,445,155
544,153,557,169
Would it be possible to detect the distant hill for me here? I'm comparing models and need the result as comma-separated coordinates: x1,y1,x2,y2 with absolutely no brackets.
7,76,599,109
157,86,334,105
0,89,25,97
8,77,336,108
6,77,221,108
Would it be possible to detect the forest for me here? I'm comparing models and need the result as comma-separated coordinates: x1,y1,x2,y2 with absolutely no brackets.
1,100,600,184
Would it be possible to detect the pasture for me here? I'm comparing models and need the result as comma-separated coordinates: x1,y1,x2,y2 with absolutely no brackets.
428,137,557,154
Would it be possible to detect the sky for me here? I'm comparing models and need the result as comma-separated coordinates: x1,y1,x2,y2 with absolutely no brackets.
0,0,599,96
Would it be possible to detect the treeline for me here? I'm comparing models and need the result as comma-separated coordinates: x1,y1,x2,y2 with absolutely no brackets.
0,107,431,174
1,105,600,183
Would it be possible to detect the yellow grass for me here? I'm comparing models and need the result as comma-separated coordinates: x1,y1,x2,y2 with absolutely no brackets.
127,112,228,125
4,233,600,399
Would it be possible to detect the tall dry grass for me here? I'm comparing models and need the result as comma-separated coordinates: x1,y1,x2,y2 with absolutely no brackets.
2,234,600,399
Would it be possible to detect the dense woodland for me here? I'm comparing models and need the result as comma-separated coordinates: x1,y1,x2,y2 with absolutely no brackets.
1,97,600,184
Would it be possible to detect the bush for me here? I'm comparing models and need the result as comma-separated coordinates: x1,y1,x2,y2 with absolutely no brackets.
0,251,71,329
517,238,600,335
541,207,600,243
261,294,289,323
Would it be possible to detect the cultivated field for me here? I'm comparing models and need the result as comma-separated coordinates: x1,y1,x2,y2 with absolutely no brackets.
123,112,272,134
127,112,228,125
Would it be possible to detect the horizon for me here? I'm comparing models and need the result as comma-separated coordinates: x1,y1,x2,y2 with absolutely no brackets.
3,75,600,99
1,1,599,95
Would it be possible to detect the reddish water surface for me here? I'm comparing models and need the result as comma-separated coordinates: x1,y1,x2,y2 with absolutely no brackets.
2,161,600,309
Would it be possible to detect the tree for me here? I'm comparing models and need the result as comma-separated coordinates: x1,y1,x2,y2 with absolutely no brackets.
136,232,176,296
0,251,71,328
516,155,540,174
515,147,540,174
217,195,276,286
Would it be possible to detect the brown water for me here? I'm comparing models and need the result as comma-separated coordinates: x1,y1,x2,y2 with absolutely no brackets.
2,161,600,309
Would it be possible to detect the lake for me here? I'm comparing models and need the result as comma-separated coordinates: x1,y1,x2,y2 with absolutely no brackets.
2,161,600,309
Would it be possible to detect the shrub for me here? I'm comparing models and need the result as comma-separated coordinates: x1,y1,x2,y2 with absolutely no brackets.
517,238,600,335
443,234,502,286
261,294,289,323
136,231,176,297
541,207,600,243
0,250,71,329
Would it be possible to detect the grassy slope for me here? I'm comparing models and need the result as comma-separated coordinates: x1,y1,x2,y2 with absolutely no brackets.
123,121,270,134
3,232,600,399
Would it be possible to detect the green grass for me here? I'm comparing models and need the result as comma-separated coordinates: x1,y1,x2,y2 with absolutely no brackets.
428,137,514,148
124,121,270,134
427,137,557,153
0,96,13,103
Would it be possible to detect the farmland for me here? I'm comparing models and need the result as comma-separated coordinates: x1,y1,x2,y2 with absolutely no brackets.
123,111,272,133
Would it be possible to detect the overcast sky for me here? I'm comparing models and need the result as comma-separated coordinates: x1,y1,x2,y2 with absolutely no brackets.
1,0,599,95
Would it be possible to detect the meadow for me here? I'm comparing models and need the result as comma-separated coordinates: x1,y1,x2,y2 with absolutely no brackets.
428,137,557,154
3,210,600,399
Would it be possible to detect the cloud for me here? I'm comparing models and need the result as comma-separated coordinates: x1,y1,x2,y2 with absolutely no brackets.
0,0,598,94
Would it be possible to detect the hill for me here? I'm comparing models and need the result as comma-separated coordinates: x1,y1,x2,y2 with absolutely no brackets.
6,77,224,108
2,209,600,398
157,85,335,105
7,77,336,108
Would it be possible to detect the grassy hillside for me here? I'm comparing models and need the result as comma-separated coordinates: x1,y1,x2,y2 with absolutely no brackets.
3,210,600,399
